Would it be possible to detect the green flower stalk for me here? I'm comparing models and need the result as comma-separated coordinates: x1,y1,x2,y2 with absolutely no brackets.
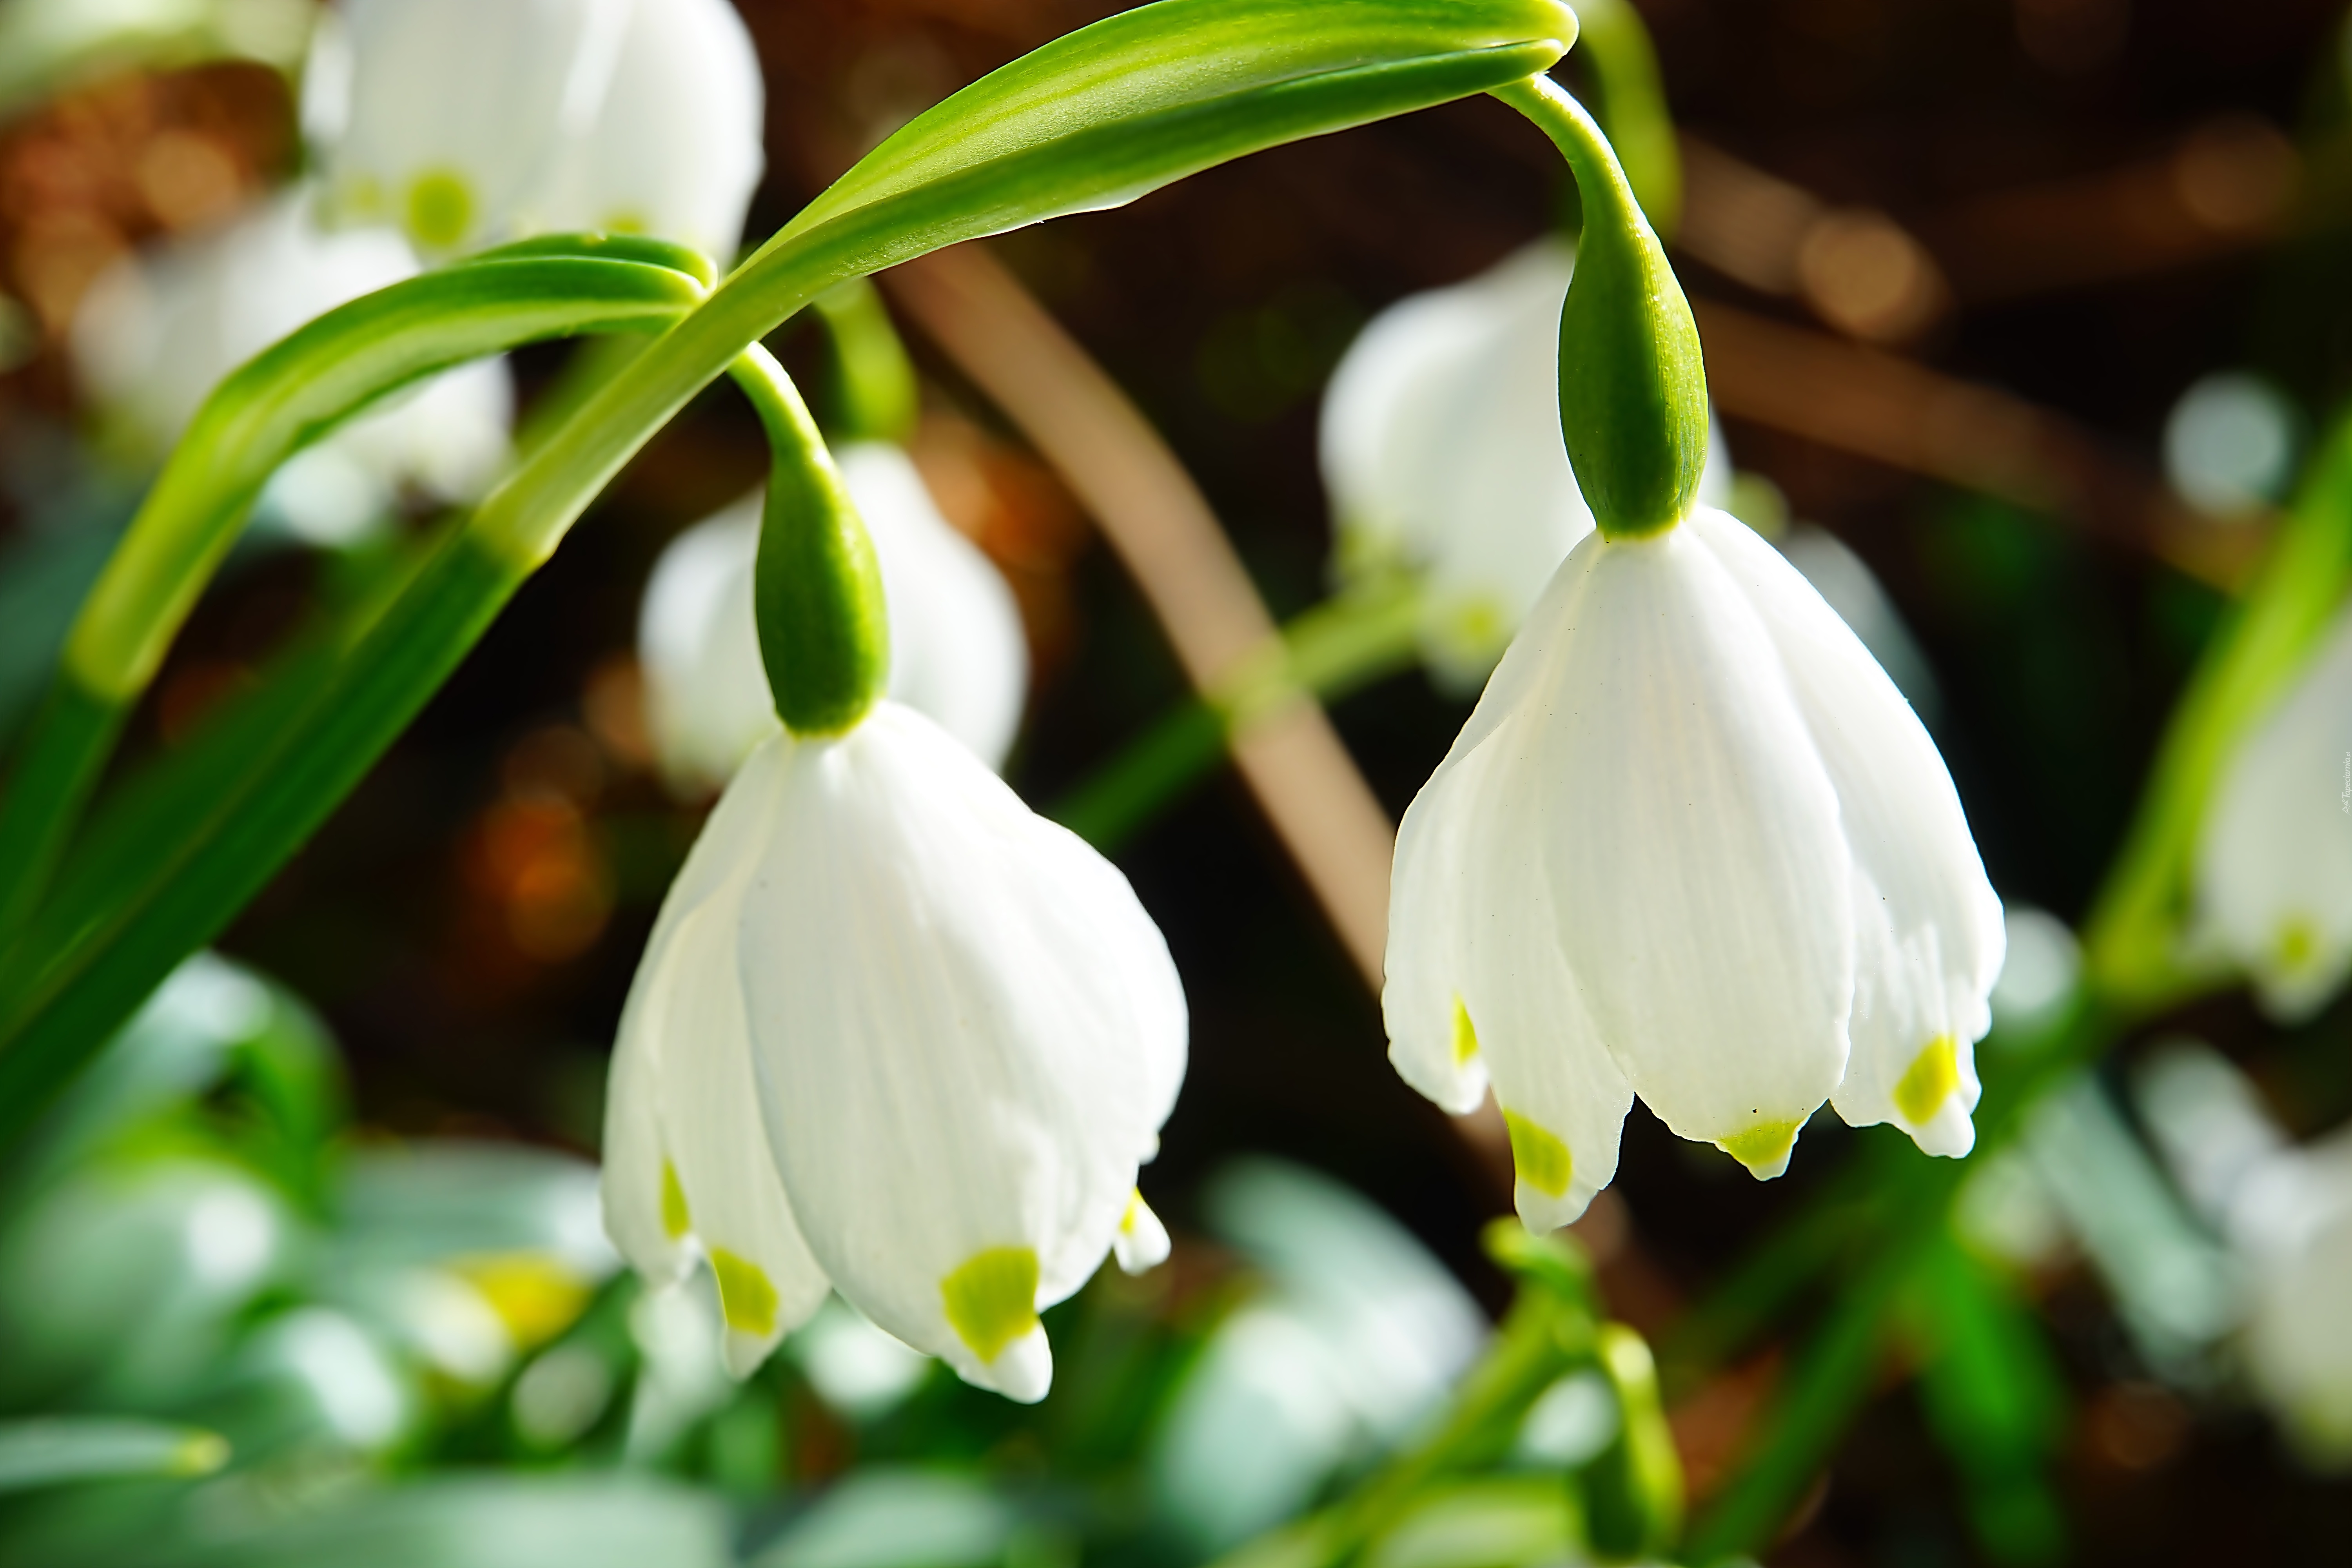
1496,73,1708,539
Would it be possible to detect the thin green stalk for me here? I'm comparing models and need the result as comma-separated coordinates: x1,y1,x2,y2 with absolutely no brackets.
1561,0,1680,235
1681,1209,1940,1565
2083,412,2352,1005
1052,584,1423,849
1318,1285,1595,1567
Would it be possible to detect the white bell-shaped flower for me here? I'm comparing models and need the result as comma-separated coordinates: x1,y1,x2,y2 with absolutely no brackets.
1319,237,1731,686
309,0,764,259
2230,1129,2352,1466
533,0,766,261
602,702,1185,1398
308,0,625,252
639,442,1029,793
71,192,512,546
1386,506,2002,1224
2194,602,2352,1022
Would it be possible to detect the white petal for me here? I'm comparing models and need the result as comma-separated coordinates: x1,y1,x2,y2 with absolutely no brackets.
2196,603,2352,1022
1112,1190,1172,1275
1382,544,1601,1115
1688,509,2002,1158
534,0,766,259
1537,526,1855,1173
637,498,780,795
599,975,687,1287
1386,545,1631,1221
320,0,628,251
736,706,1185,1401
604,743,830,1377
840,443,1031,771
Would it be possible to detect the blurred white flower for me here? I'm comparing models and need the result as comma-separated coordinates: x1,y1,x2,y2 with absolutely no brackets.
2163,371,2298,519
308,0,763,259
1318,236,1731,686
71,191,512,546
603,703,1185,1400
1149,1159,1486,1552
639,442,1029,793
1386,507,2002,1223
2238,1146,2352,1468
2139,1043,2352,1466
2195,602,2352,1022
533,0,765,260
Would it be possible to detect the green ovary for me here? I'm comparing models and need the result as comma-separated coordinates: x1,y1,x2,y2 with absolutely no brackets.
1892,1035,1960,1125
660,1159,691,1240
1718,1118,1800,1171
942,1246,1041,1363
708,1248,779,1336
1503,1110,1573,1198
405,169,476,249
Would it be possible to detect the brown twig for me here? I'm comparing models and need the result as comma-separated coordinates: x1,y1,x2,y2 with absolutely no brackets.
884,241,1395,990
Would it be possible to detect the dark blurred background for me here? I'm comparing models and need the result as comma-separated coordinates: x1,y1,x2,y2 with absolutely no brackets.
5,2,2352,1562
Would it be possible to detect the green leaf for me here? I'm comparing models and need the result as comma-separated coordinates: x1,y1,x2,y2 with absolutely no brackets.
1908,1238,2070,1566
129,1477,731,1568
752,1471,1018,1568
771,0,1577,262
66,248,707,701
0,1417,227,1493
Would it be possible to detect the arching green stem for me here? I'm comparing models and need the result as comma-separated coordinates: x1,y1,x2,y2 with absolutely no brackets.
811,279,921,443
1495,73,1708,539
1563,0,1681,235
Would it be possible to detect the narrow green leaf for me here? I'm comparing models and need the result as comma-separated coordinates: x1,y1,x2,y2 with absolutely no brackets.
66,251,707,701
777,0,1577,250
0,1417,228,1492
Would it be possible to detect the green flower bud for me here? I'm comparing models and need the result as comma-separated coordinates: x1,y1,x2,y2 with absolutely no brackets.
732,348,891,737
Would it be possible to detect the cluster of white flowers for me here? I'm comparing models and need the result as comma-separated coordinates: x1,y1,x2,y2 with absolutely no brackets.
304,0,764,261
70,0,768,544
638,443,1029,794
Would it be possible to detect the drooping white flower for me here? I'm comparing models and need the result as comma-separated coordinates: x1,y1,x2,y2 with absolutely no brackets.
602,703,1184,1398
1319,237,1731,685
2194,601,2352,1022
307,0,764,259
2137,1046,2352,1466
639,442,1029,793
1385,506,2002,1224
2236,1137,2352,1467
71,191,512,546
